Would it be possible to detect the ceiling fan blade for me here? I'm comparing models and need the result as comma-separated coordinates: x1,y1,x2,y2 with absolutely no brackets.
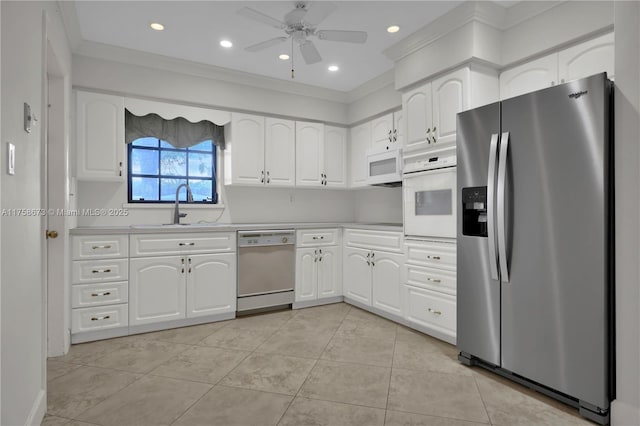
284,7,307,26
245,37,289,52
299,41,322,65
303,2,337,26
237,7,287,30
316,30,368,43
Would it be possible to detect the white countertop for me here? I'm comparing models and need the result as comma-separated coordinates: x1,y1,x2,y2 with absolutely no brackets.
69,222,404,235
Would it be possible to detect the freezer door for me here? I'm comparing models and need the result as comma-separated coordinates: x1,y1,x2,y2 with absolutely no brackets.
456,102,501,365
500,73,610,409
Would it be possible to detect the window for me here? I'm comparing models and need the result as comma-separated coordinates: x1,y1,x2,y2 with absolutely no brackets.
128,137,218,203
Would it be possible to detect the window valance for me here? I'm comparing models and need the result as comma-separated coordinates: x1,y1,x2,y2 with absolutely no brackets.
125,109,225,150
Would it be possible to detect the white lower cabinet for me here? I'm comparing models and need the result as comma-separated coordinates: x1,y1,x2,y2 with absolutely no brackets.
404,285,456,339
343,247,373,305
187,253,236,318
295,229,341,305
371,251,404,317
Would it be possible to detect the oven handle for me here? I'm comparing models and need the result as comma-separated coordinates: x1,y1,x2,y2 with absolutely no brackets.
401,167,456,181
487,133,500,281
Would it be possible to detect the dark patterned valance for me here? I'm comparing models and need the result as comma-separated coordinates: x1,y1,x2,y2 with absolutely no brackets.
125,109,225,149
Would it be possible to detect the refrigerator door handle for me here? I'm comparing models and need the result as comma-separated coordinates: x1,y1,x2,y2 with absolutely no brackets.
497,131,510,283
487,133,500,281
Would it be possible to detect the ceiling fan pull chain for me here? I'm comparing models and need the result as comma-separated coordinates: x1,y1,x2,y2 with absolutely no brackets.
291,37,295,79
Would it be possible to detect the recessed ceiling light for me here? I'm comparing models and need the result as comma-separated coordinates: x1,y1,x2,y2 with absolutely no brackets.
279,54,290,60
150,22,165,31
387,25,400,33
220,40,233,48
328,65,339,72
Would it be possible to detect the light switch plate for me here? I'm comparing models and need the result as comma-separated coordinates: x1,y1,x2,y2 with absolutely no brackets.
7,143,15,175
24,103,32,133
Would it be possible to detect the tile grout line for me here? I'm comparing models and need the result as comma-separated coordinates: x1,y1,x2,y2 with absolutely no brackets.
383,326,399,425
471,369,494,425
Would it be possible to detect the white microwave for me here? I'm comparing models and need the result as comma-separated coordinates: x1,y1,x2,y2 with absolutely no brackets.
366,147,403,186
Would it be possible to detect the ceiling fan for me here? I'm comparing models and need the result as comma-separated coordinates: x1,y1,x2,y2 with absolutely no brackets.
237,2,368,65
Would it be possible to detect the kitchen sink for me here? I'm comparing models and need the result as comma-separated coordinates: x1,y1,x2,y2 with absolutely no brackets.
129,223,230,229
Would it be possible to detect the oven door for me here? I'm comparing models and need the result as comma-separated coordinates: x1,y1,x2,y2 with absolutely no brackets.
403,167,457,238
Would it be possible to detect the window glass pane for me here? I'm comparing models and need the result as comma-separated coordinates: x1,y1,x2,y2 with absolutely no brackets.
160,150,187,176
131,177,159,201
131,148,159,175
190,140,213,152
188,179,213,202
131,137,159,148
188,152,213,177
161,178,187,201
160,140,175,149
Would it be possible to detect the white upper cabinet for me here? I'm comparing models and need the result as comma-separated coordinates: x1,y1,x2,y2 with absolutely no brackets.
432,68,469,149
265,118,296,186
349,122,372,188
500,53,558,100
371,113,395,151
295,121,325,187
393,111,403,147
558,32,614,83
324,126,347,188
403,82,433,153
76,91,125,181
500,33,614,100
225,113,266,186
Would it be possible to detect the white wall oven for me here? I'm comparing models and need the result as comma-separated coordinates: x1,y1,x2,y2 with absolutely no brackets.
403,151,456,239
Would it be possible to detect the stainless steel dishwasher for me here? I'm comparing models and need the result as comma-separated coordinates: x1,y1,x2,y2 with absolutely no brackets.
237,230,295,313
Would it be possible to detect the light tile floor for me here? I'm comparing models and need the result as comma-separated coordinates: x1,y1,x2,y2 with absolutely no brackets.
44,303,593,426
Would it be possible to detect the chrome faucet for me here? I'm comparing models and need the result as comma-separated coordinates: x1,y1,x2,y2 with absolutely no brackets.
173,183,194,224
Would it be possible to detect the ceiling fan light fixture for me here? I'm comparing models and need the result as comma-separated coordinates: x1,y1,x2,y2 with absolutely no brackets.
220,40,233,48
150,22,165,31
387,25,400,33
328,65,339,72
279,54,290,60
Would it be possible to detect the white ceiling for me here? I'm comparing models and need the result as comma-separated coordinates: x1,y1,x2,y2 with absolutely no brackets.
71,1,464,92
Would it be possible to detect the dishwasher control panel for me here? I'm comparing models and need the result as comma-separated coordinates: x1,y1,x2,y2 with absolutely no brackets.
238,230,296,247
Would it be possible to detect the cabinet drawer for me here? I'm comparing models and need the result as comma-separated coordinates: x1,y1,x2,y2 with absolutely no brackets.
344,229,403,253
404,285,456,336
405,264,456,295
72,303,128,333
72,258,128,284
297,228,339,247
71,281,128,308
405,240,456,271
130,232,236,257
72,235,129,260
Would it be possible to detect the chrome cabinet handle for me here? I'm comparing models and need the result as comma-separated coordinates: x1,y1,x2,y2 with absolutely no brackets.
371,252,375,258
92,245,112,250
427,308,442,316
261,170,264,183
427,277,441,283
91,269,111,274
91,315,111,321
426,128,431,134
91,291,112,297
178,242,195,246
266,171,270,184
314,249,318,262
312,236,325,240
318,249,323,262
188,267,192,273
431,136,437,144
181,267,185,274
118,161,123,177
366,252,370,258
427,255,440,260
393,129,397,142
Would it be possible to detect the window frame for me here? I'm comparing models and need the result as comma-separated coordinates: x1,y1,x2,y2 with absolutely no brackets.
127,138,218,204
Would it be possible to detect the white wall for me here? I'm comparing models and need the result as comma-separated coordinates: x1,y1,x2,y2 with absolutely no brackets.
1,2,71,425
347,80,402,125
612,3,640,425
353,187,402,224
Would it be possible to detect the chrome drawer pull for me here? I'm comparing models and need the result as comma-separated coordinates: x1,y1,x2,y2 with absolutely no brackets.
427,278,442,283
91,291,112,297
90,315,111,321
92,245,112,250
427,255,441,260
178,242,196,246
91,269,112,274
312,236,325,240
427,308,442,316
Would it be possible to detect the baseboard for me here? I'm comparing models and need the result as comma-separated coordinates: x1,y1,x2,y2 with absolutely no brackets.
25,389,46,426
293,296,344,309
612,399,640,426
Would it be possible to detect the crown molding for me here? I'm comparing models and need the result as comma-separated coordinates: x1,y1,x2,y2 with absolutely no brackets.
346,69,396,103
73,40,350,104
503,1,565,29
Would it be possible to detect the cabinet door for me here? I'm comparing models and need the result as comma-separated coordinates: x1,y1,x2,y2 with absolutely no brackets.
265,118,295,187
402,82,432,153
324,126,347,188
76,91,125,181
500,53,558,100
318,246,340,299
558,32,614,83
296,121,325,187
296,248,318,302
371,113,394,151
432,68,469,149
371,251,404,316
229,113,265,185
343,247,372,306
393,111,403,147
349,122,372,188
129,256,185,326
187,253,236,318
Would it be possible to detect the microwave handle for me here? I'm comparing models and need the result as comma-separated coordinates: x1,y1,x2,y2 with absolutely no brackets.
487,133,500,281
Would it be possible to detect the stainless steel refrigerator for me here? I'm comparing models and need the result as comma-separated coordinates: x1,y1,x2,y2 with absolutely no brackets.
456,73,613,424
